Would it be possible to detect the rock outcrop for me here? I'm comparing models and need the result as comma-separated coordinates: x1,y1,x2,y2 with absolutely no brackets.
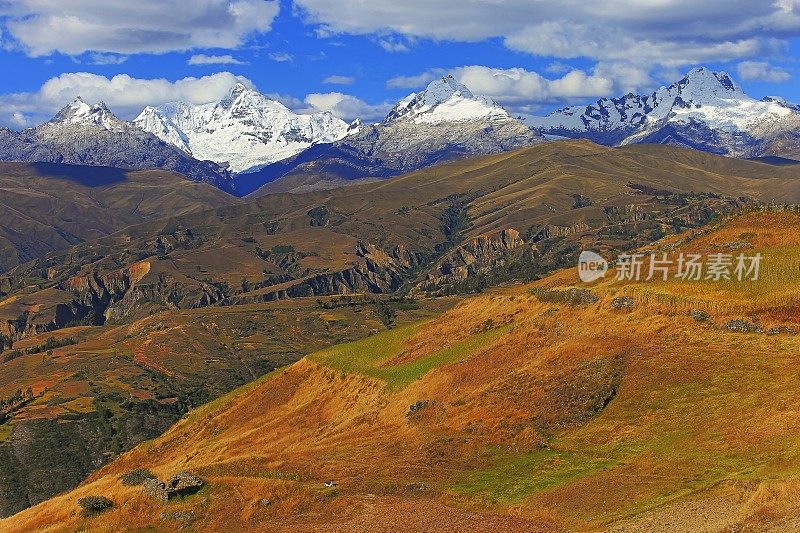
143,472,205,503
226,241,424,304
415,229,527,293
532,223,591,241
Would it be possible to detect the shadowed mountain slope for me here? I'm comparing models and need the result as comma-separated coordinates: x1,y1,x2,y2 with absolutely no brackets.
0,162,238,274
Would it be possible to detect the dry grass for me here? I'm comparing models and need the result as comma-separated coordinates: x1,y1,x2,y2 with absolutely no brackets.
5,211,800,531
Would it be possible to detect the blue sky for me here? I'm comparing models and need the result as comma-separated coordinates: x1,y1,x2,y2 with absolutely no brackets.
0,1,799,127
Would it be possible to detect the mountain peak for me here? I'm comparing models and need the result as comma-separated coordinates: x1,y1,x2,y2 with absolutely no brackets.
422,75,475,102
134,85,350,174
60,97,91,117
525,66,798,156
673,67,742,98
229,82,250,97
383,75,508,125
49,97,125,131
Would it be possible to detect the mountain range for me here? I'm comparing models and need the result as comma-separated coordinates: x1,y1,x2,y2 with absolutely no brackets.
241,75,544,194
0,98,234,192
526,67,800,159
0,68,798,198
134,83,352,174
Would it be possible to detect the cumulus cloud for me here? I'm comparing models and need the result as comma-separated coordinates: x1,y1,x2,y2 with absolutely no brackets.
9,112,28,128
295,0,800,68
736,61,792,82
387,64,653,114
459,67,612,100
302,92,390,122
264,93,306,109
322,75,356,85
1,0,279,56
188,54,247,65
0,71,252,127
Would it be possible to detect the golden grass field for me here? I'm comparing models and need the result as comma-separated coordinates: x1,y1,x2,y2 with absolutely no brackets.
4,210,800,532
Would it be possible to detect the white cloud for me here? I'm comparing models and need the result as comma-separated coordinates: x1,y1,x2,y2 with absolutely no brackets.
302,92,390,122
9,112,28,128
377,36,412,52
386,70,446,89
544,62,571,75
0,71,253,127
591,62,655,95
269,52,294,62
1,0,279,56
188,54,246,65
295,0,800,68
387,64,652,114
322,75,356,85
265,93,306,109
736,61,792,82
88,53,128,65
455,66,615,113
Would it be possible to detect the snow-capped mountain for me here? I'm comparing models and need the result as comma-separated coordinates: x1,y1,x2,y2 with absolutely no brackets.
135,83,351,174
241,76,544,195
48,97,127,132
0,99,232,191
526,67,800,158
384,75,511,125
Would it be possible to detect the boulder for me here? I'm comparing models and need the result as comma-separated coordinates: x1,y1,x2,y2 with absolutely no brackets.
143,471,205,502
143,478,169,503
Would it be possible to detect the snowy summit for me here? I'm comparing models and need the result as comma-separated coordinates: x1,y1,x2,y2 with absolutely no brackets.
525,67,800,155
49,97,127,132
135,83,351,174
384,75,511,125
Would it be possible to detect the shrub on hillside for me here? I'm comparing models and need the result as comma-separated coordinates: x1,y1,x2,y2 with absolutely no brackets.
120,468,157,486
529,287,599,306
78,495,113,516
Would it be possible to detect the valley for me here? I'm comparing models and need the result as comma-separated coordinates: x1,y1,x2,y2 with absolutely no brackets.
4,209,799,531
0,139,798,523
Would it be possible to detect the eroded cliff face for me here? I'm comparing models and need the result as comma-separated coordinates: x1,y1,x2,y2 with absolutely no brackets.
66,261,228,324
415,229,528,294
65,261,151,322
2,260,227,342
0,238,431,343
532,223,591,241
226,241,426,305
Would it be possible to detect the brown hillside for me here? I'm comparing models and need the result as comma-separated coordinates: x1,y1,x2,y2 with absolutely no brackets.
0,141,798,522
3,140,798,338
0,162,238,273
6,210,800,532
